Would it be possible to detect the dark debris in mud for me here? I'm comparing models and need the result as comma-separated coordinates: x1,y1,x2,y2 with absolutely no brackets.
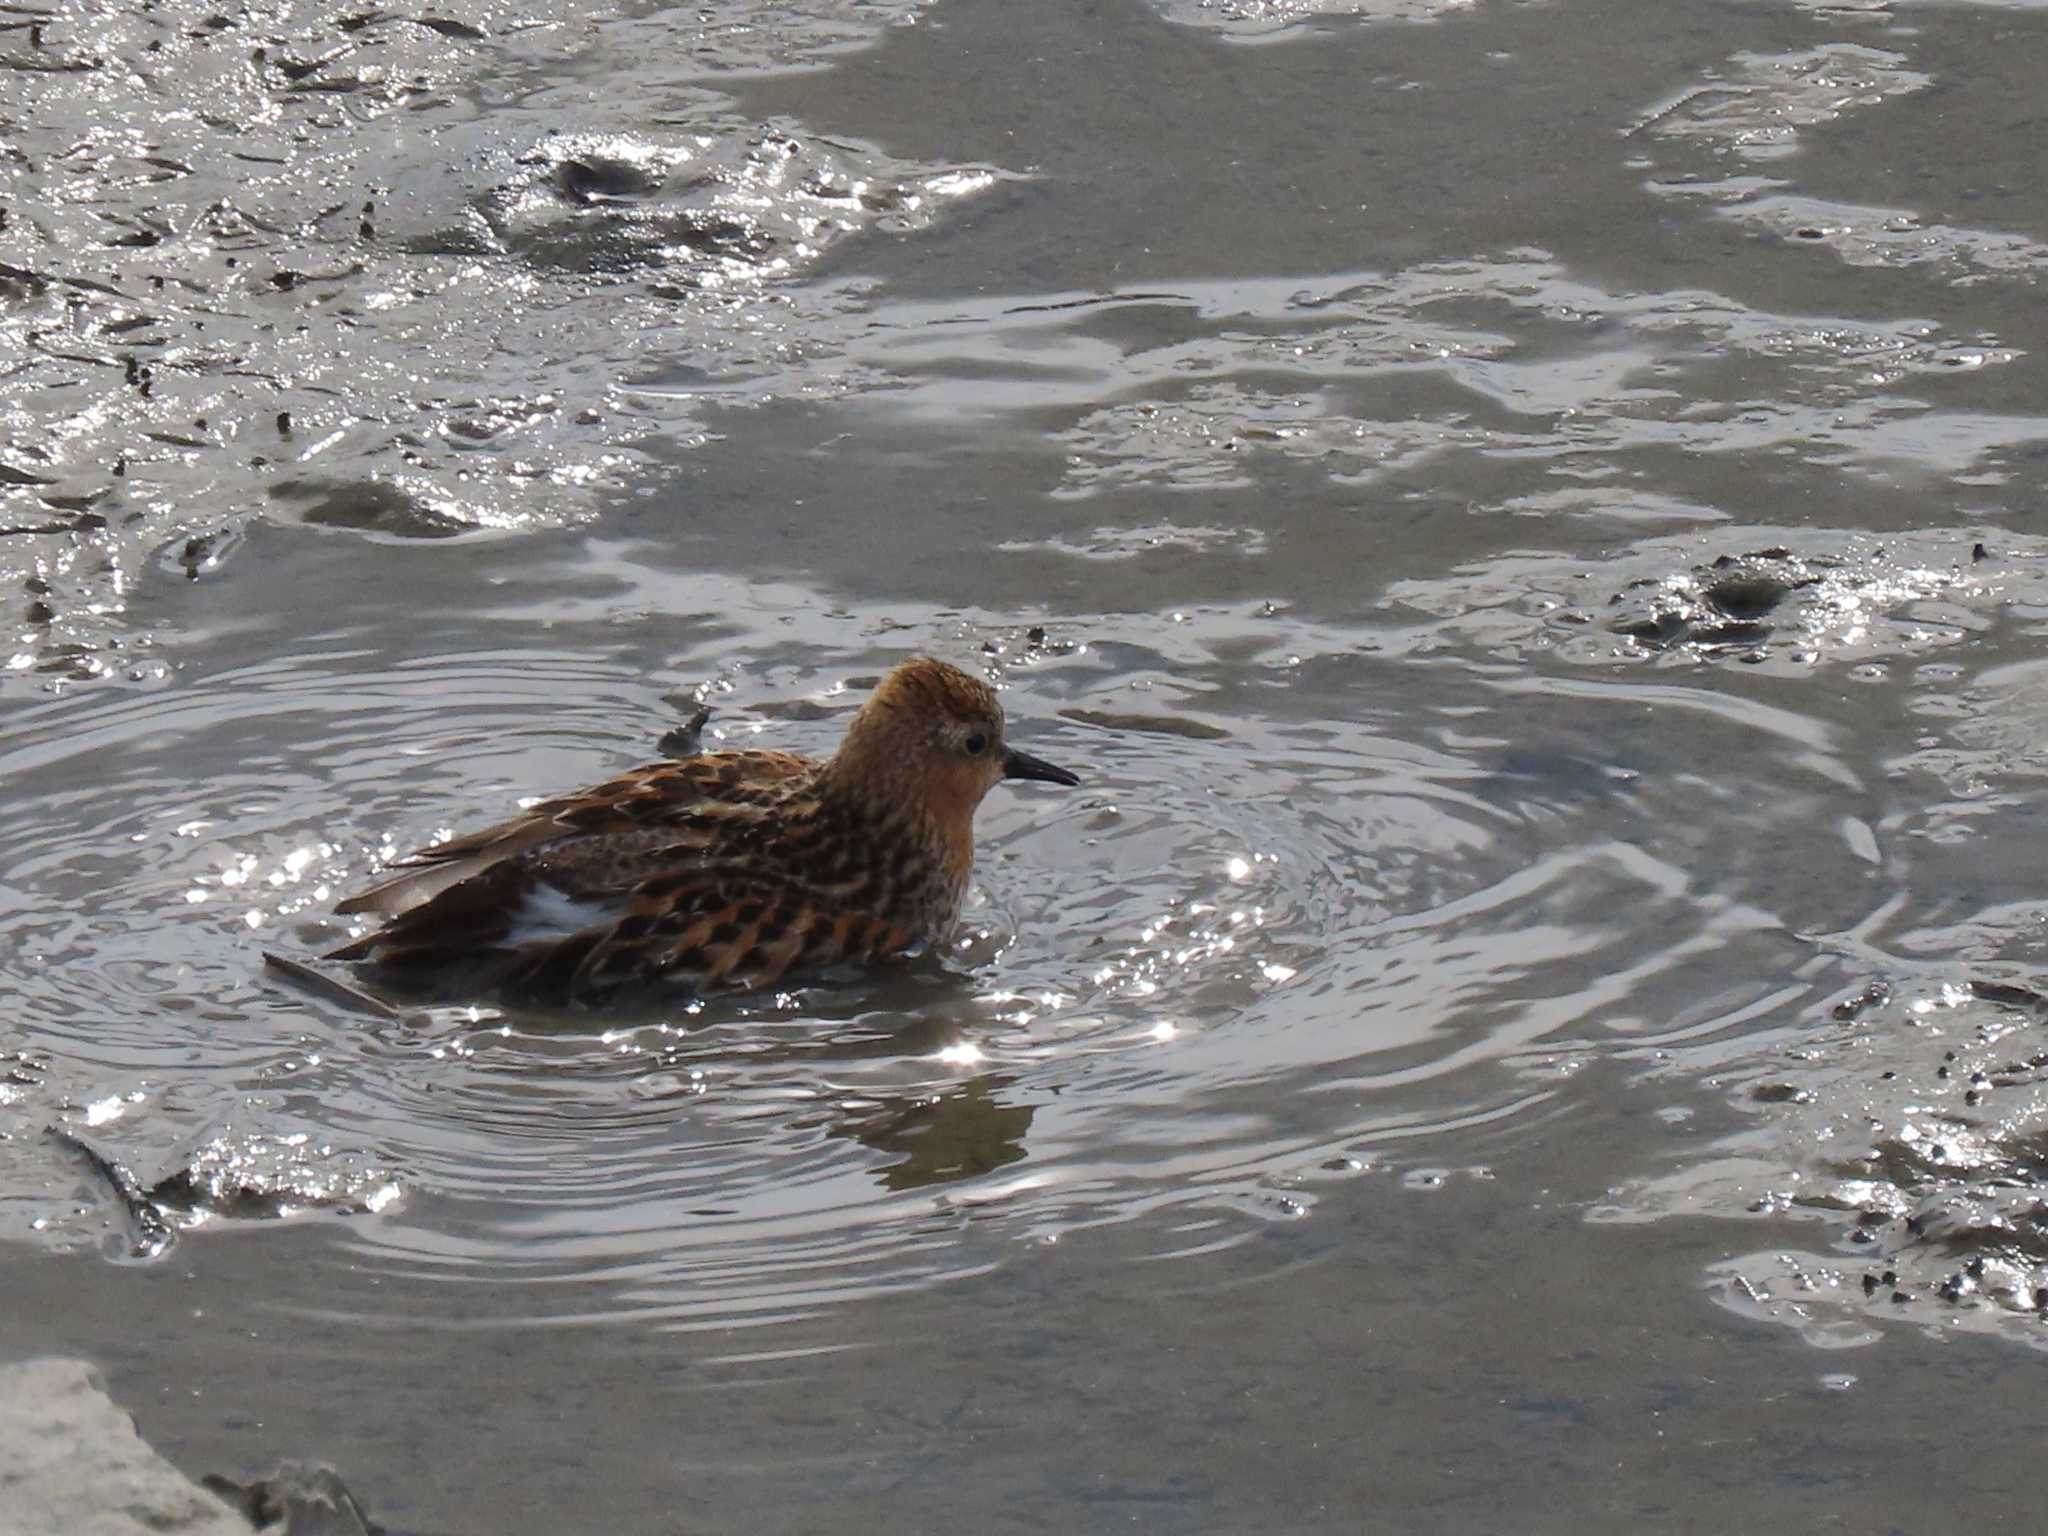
269,476,477,540
1611,977,2048,1348
48,1123,399,1261
1606,549,1824,657
203,1462,382,1536
44,1128,175,1259
0,0,991,691
1384,528,2006,676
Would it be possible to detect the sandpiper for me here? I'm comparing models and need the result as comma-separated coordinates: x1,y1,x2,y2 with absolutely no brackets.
327,657,1079,997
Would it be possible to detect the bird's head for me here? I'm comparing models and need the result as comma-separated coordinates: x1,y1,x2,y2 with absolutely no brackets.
829,657,1078,856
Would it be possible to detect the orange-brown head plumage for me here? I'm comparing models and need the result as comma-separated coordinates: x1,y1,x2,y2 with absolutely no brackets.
826,658,1078,875
830,659,1005,837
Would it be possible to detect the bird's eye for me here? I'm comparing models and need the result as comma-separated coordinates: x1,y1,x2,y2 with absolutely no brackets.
963,731,989,756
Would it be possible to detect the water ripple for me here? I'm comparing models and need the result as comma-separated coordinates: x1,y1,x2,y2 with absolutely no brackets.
0,600,1824,1324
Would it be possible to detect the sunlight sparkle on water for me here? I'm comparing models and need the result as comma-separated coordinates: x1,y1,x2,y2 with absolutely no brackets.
1226,856,1252,881
937,1041,984,1067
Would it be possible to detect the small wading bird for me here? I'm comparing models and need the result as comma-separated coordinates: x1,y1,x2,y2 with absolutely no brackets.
322,657,1079,998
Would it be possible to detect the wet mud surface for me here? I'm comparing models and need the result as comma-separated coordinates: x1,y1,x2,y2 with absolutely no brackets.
1604,978,2048,1350
6,0,2048,1529
0,0,980,682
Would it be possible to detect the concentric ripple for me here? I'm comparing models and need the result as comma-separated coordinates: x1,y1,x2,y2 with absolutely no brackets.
0,571,1828,1325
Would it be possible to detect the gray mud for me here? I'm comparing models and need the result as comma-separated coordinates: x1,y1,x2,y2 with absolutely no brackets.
7,0,2048,1529
0,0,981,682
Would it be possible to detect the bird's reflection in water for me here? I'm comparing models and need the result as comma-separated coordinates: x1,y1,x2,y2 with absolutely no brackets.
256,961,1049,1216
734,1010,1039,1193
835,1074,1033,1192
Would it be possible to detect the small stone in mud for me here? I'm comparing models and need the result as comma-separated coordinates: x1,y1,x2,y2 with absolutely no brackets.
1751,1082,1810,1104
553,153,662,204
1604,552,1827,654
1610,611,1692,646
1971,980,2048,1012
270,475,471,538
201,1462,376,1536
1702,572,1793,620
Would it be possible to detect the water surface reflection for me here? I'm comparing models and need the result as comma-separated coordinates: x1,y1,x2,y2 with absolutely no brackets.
0,532,1913,1328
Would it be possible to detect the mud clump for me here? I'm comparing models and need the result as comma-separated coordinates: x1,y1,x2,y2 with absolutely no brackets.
50,1126,399,1261
1606,549,1825,655
1604,978,2048,1349
1380,526,2004,675
0,0,994,693
270,477,476,540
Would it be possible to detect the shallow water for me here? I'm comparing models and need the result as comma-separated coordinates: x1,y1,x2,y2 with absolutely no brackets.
6,0,2048,1527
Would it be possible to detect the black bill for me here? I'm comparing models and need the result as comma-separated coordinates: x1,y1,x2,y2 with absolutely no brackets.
1002,744,1080,787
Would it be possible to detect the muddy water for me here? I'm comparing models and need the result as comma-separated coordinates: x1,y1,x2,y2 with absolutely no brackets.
5,0,2048,1528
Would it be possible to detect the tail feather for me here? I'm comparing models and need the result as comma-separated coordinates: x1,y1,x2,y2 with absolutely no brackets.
330,861,530,962
324,931,382,963
333,850,507,917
